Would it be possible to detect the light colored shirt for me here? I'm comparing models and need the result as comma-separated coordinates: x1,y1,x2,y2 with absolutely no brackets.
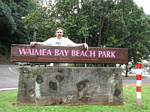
42,37,76,46
41,37,76,66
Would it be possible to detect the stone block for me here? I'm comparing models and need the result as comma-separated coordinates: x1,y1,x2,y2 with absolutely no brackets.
17,67,123,105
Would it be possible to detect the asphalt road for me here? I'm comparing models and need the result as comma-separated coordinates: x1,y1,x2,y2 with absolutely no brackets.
0,64,19,89
0,64,150,90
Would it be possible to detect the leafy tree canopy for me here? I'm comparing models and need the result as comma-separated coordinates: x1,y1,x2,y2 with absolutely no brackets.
0,0,36,56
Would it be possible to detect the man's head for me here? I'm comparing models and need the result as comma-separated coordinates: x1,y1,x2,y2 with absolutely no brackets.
55,28,63,39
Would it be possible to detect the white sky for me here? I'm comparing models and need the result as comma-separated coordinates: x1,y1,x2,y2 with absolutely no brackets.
134,0,150,14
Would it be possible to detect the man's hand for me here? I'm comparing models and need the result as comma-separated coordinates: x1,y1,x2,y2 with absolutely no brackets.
83,43,88,50
30,42,42,46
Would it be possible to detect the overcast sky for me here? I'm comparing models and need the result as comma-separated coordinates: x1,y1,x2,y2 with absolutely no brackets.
134,0,150,14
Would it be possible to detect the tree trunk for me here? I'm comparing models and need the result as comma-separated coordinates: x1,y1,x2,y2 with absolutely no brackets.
97,17,104,47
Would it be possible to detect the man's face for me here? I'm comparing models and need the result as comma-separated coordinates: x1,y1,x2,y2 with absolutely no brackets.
55,29,63,39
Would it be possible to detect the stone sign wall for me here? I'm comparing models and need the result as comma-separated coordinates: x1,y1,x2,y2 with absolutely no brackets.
17,66,123,105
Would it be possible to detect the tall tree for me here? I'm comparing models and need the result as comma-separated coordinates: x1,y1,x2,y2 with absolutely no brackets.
0,0,36,57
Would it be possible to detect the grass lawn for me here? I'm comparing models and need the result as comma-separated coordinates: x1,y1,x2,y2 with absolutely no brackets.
0,85,150,112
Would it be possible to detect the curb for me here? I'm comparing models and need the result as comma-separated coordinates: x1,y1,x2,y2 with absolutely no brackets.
0,88,18,91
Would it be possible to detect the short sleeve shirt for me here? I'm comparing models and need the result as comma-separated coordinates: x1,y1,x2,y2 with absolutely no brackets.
42,37,76,46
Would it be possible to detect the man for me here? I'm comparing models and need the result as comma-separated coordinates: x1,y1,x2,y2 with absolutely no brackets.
30,28,88,49
30,28,88,66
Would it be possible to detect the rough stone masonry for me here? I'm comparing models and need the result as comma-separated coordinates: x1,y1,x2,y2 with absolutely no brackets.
17,66,123,105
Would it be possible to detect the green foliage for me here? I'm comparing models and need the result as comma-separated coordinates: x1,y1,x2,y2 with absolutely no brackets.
0,0,35,42
0,0,16,35
120,0,150,62
24,8,56,41
0,0,36,57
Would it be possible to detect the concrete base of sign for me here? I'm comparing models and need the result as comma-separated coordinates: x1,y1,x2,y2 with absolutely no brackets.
17,66,123,105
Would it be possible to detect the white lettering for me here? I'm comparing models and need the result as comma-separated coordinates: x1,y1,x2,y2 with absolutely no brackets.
46,50,52,56
19,48,27,55
54,49,69,56
98,51,116,58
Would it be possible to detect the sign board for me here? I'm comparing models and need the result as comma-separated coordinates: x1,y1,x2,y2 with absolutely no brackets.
11,44,128,64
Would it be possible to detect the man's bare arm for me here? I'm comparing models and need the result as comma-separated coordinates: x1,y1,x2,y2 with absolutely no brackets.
74,43,88,50
30,42,43,46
